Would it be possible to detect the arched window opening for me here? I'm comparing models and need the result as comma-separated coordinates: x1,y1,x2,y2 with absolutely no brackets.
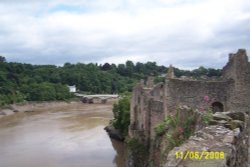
212,102,224,113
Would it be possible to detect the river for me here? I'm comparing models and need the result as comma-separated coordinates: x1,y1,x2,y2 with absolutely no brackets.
0,102,125,167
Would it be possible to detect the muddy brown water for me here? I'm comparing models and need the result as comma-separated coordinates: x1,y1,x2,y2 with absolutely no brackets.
0,102,125,167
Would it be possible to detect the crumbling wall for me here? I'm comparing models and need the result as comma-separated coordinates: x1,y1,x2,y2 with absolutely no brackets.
149,83,165,138
165,79,233,113
128,49,250,167
222,49,250,112
164,111,249,167
129,81,165,139
149,99,164,139
150,83,164,101
129,84,148,139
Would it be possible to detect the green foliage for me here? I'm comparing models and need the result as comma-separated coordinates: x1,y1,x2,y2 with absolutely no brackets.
0,59,222,106
0,56,6,62
126,138,148,166
155,109,196,151
154,76,165,84
55,84,71,100
0,74,71,105
126,138,147,154
112,92,131,136
155,122,166,136
18,82,71,101
28,83,56,101
101,63,112,71
183,112,196,139
173,66,221,78
202,108,213,125
200,96,214,125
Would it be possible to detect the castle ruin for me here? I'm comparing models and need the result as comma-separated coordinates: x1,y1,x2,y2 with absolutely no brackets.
129,49,250,140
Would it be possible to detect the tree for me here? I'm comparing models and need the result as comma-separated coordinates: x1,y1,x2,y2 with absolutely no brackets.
0,56,6,62
24,82,56,101
191,66,208,77
207,68,221,77
0,57,223,107
117,64,126,76
135,62,144,73
55,84,71,100
102,63,112,71
126,60,134,76
112,92,131,136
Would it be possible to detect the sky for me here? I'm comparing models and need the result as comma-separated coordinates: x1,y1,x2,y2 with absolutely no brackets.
0,0,250,69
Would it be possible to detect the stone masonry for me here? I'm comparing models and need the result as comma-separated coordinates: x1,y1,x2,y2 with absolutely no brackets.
128,49,250,166
164,110,249,167
129,49,250,139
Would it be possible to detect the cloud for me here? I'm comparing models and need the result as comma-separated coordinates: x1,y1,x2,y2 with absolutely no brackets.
0,0,250,69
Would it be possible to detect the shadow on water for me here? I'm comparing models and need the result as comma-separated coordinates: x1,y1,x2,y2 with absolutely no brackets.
110,138,126,167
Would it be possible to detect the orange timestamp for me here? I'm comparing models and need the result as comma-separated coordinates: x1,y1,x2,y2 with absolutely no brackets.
175,151,225,160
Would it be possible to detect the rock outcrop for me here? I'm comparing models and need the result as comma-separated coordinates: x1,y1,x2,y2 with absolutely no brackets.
104,125,125,141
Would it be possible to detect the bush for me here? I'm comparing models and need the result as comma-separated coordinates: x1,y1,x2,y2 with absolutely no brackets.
202,110,213,125
126,138,148,166
155,122,166,136
199,95,214,125
126,138,147,155
155,108,196,151
112,92,131,136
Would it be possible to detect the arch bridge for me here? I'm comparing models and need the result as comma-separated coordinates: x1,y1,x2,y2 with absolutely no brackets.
75,93,119,104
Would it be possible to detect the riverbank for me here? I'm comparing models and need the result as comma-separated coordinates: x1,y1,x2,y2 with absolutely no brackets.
0,101,75,118
0,99,117,119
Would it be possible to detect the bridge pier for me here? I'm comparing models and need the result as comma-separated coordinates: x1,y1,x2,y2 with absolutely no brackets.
101,99,107,104
81,97,94,104
77,94,119,104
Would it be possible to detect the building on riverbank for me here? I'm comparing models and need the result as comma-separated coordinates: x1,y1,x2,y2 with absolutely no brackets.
68,85,76,93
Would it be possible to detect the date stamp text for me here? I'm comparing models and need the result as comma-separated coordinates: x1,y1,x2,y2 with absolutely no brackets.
175,151,224,160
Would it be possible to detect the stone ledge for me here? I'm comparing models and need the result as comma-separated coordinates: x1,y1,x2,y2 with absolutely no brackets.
162,110,249,167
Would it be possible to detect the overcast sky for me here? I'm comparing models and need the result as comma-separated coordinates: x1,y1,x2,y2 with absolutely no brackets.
0,0,250,69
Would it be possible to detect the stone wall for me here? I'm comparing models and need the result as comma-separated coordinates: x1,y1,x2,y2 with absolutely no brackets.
149,99,164,139
128,49,250,166
129,49,250,141
129,83,152,139
165,79,233,113
164,111,249,167
129,81,165,139
222,49,250,113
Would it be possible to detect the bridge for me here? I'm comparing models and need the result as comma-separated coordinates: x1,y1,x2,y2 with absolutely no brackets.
75,93,119,104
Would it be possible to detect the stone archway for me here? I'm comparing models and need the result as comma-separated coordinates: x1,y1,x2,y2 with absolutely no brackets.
211,102,224,113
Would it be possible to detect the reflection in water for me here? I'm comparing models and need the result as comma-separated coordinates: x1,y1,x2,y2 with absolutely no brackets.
111,139,126,167
0,103,125,167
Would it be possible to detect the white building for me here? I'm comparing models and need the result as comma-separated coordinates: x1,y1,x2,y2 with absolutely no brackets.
68,85,76,93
